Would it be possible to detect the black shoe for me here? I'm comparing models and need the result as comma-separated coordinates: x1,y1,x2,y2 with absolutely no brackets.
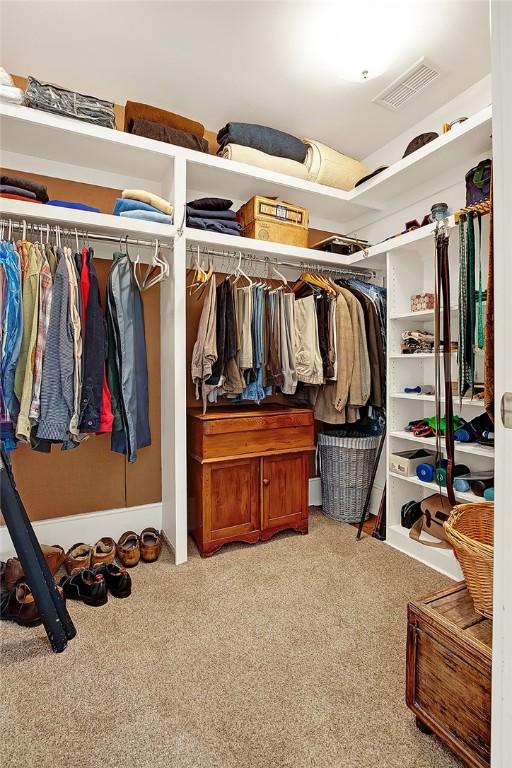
59,568,108,607
93,563,131,598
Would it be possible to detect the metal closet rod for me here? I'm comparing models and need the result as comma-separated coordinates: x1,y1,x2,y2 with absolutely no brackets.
0,218,173,250
185,244,377,279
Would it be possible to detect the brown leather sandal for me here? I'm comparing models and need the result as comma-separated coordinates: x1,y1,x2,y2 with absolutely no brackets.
91,537,116,567
65,543,93,575
140,528,162,563
116,531,140,568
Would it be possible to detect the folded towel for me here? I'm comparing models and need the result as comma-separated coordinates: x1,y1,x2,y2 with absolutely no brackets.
124,100,204,138
113,197,166,216
120,209,173,225
130,118,209,153
121,189,173,215
187,217,241,235
24,76,115,129
0,84,23,105
303,139,369,191
186,206,237,221
217,122,307,163
187,197,233,212
0,66,13,87
0,174,49,203
219,144,308,180
47,200,100,213
0,193,39,203
0,185,36,200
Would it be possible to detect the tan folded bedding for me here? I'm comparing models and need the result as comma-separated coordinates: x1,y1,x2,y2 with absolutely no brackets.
219,143,308,180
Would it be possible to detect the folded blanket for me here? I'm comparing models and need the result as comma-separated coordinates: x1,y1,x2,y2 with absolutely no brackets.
0,175,49,203
47,200,100,213
130,118,209,153
0,66,13,87
217,122,307,163
0,84,23,105
121,189,173,215
219,144,308,180
187,197,233,211
186,205,237,221
24,76,115,129
0,193,38,203
120,210,173,225
0,185,36,200
303,139,369,191
124,100,204,138
187,217,241,235
113,197,165,216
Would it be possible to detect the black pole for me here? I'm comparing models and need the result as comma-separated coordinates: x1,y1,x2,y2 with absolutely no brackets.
356,424,386,540
0,448,76,652
371,484,386,541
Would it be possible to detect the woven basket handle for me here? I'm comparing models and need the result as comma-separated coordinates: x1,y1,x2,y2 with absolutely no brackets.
409,516,452,548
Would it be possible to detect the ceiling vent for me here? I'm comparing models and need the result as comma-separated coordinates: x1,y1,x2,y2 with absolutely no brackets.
372,58,440,111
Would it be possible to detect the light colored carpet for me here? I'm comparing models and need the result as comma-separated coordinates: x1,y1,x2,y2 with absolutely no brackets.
1,510,463,768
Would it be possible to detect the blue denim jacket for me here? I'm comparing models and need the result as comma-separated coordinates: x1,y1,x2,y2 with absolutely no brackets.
0,241,23,449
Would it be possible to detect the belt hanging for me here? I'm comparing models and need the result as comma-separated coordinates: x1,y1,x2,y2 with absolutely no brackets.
477,212,484,349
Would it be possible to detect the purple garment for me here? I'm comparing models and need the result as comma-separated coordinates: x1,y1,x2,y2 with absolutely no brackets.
0,185,37,200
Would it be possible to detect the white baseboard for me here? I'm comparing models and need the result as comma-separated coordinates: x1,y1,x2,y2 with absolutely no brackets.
308,477,383,517
0,502,163,560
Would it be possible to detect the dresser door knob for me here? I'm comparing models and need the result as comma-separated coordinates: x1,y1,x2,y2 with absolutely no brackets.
263,478,270,486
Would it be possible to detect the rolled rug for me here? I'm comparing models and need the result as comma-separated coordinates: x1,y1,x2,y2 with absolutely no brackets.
217,122,307,163
219,144,308,180
121,189,172,216
303,139,369,191
0,174,49,203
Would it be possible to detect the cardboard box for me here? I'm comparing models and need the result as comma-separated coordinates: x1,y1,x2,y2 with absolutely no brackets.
389,448,436,477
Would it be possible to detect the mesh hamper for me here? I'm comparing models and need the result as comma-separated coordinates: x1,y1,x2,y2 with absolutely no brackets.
318,433,379,523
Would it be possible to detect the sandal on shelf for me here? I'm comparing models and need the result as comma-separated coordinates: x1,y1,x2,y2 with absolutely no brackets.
116,531,141,568
140,528,162,563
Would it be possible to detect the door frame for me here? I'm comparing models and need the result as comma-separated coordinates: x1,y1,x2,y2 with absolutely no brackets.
490,2,512,764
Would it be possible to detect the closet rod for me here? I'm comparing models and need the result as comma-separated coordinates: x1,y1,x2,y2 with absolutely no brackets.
0,218,173,250
185,244,377,279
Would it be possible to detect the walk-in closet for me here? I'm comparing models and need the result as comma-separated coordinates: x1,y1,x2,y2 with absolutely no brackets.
0,2,511,767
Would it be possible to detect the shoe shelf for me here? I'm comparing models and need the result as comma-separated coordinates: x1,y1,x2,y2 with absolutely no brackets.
386,523,463,581
390,429,494,458
390,392,484,407
389,306,458,321
388,471,482,503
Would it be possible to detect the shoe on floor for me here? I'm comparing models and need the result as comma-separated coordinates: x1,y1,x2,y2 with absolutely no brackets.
94,563,131,598
59,569,108,607
65,543,93,575
116,531,140,568
140,528,162,563
0,582,42,627
91,537,116,567
3,544,66,591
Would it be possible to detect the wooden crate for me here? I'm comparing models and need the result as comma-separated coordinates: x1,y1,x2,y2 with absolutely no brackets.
406,582,492,768
237,196,309,247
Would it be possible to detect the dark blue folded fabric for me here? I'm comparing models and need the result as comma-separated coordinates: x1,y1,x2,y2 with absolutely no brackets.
187,217,241,235
113,197,164,216
186,205,236,221
187,197,233,211
217,122,307,163
47,200,100,213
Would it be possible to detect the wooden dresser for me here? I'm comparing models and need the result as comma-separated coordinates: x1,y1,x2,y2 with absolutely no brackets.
187,406,315,557
406,582,492,768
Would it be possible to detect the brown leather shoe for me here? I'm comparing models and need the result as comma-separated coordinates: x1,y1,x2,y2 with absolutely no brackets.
140,528,162,563
116,531,140,568
3,545,65,591
0,582,42,627
91,537,116,567
65,543,93,575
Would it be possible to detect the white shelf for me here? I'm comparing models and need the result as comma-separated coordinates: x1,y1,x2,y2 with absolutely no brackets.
386,524,463,581
0,199,176,243
389,353,443,359
390,306,458,321
391,392,484,407
390,429,494,458
389,471,483,503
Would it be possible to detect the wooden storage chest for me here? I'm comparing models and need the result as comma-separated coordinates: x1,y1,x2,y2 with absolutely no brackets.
406,582,492,768
237,195,309,247
187,405,315,557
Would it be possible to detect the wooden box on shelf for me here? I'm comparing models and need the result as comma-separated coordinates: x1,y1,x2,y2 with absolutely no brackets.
237,195,309,247
406,582,492,768
187,405,315,557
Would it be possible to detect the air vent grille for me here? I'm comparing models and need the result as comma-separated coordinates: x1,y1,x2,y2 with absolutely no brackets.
373,58,440,111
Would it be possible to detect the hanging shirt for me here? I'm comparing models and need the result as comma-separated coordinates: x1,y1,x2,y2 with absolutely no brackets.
0,241,23,448
28,245,53,424
191,276,217,413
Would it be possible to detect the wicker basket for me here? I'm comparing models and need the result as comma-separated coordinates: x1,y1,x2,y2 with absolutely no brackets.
444,502,494,618
318,433,379,523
